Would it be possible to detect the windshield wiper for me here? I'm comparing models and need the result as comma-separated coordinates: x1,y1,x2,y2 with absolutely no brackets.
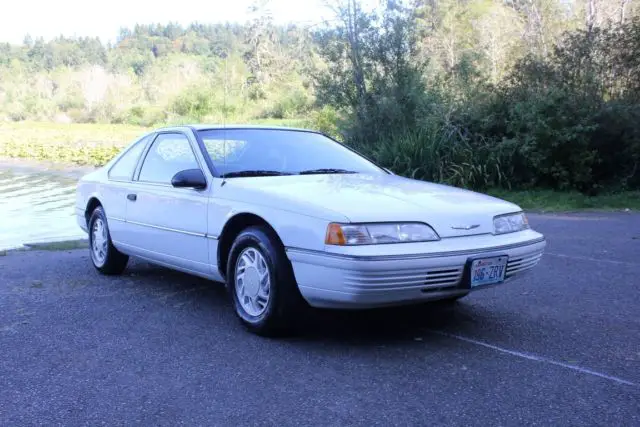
223,170,292,178
298,168,358,175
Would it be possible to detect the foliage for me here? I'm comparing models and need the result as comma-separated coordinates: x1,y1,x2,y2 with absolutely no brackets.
2,0,640,196
0,20,318,125
0,122,147,166
313,3,640,194
486,189,640,212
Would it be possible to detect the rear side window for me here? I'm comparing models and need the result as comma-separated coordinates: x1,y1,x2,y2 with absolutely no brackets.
108,134,152,181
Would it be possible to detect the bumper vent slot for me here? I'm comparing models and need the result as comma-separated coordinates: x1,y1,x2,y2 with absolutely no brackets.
506,252,544,277
423,268,463,288
344,266,463,291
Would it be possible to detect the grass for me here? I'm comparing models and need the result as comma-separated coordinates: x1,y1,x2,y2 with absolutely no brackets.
488,189,640,212
0,121,150,166
23,240,89,251
1,121,638,213
0,239,89,256
0,119,311,166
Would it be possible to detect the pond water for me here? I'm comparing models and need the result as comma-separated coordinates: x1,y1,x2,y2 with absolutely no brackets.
0,161,89,251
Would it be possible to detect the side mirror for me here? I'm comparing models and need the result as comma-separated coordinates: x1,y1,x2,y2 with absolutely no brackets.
171,169,207,190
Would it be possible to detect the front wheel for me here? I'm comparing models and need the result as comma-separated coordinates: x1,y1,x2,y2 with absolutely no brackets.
226,225,305,337
88,206,129,275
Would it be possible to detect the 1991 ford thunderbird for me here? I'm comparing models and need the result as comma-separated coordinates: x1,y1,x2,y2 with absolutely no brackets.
75,125,546,336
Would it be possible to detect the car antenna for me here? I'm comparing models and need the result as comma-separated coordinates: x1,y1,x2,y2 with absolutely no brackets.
221,47,228,187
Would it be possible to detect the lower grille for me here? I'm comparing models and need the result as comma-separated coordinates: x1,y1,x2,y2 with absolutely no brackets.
423,268,464,288
344,266,463,291
341,249,543,293
506,251,544,277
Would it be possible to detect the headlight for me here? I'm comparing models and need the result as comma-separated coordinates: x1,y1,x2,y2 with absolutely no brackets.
493,212,529,235
325,222,440,245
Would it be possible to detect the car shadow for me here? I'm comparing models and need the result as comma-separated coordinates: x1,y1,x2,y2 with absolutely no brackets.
290,302,472,343
122,259,504,345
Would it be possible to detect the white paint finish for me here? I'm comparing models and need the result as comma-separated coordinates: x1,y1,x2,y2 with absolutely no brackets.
322,229,545,258
428,330,639,388
115,241,220,282
213,173,521,238
103,182,135,243
74,167,130,243
288,238,546,308
75,125,547,308
206,182,339,252
206,238,224,282
123,182,210,274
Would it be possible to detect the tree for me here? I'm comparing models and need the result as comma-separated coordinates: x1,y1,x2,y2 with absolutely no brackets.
244,0,279,98
474,0,525,83
315,0,428,142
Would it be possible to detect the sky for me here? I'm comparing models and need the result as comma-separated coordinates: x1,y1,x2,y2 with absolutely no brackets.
0,0,375,44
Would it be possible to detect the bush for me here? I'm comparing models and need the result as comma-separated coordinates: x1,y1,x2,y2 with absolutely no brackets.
308,105,342,139
170,86,215,120
260,89,312,120
116,105,167,127
315,13,640,193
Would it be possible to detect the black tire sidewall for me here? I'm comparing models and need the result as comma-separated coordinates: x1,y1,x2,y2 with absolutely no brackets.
227,227,287,330
88,206,128,275
88,207,111,269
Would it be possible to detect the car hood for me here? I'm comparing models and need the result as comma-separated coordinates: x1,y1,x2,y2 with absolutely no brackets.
222,173,522,237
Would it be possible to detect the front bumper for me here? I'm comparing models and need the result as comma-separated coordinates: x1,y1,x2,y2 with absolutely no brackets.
286,235,546,309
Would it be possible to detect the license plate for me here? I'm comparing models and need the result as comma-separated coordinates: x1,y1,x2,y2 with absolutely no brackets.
470,256,507,287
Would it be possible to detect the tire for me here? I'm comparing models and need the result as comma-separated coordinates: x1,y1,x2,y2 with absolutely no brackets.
226,225,305,337
88,206,129,275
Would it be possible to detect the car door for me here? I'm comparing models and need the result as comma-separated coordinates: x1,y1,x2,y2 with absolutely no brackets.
103,133,155,247
121,131,210,276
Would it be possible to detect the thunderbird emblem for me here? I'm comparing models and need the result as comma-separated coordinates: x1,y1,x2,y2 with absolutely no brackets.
451,224,480,230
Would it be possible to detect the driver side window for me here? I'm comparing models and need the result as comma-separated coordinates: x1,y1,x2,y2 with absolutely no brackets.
138,133,200,184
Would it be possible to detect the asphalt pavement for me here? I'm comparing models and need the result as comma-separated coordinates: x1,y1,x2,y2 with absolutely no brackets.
1,212,639,426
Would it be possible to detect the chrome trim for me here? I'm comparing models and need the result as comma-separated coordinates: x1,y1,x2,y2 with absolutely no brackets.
451,224,480,230
126,179,209,192
126,220,206,237
133,181,174,188
107,216,213,238
285,237,546,262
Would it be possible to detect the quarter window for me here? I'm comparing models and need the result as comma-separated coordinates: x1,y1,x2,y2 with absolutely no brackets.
108,134,152,181
138,133,200,184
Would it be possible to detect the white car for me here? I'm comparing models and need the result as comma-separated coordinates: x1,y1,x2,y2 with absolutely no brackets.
75,125,546,336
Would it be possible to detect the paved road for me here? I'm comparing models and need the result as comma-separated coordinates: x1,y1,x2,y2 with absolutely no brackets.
1,212,639,426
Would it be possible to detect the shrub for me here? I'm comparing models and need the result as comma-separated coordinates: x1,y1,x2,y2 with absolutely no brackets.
170,86,214,120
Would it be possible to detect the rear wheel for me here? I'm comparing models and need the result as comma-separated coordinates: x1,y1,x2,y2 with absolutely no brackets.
88,206,129,275
227,225,305,337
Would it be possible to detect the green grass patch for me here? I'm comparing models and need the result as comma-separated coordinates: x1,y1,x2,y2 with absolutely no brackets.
488,189,640,212
0,121,150,166
0,119,311,166
22,239,89,251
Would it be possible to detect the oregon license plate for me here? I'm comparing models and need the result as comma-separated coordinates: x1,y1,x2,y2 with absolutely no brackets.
470,256,508,287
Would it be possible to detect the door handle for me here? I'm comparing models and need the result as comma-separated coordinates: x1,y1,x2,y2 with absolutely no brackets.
127,193,137,201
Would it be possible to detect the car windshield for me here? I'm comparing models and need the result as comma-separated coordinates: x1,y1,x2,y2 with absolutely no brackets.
197,128,385,177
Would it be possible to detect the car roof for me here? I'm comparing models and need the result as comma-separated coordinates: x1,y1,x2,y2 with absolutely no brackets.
154,124,321,134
